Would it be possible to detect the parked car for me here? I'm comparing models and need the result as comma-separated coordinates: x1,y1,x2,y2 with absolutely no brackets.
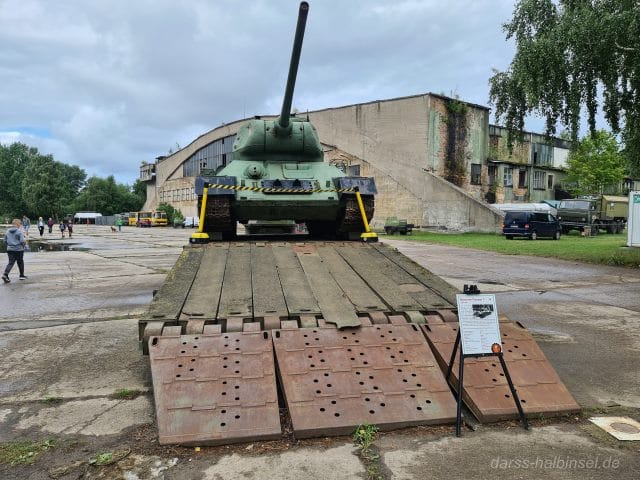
502,211,561,240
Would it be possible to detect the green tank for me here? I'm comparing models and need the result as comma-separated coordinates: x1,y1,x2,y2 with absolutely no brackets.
194,1,376,240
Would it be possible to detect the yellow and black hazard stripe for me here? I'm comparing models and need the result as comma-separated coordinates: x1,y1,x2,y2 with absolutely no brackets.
204,183,356,194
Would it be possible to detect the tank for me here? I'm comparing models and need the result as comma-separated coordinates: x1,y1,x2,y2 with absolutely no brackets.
194,1,376,240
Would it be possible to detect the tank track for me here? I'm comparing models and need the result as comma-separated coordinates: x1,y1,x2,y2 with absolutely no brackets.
337,195,375,234
199,195,236,239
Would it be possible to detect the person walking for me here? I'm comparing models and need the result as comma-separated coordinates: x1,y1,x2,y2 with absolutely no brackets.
59,219,66,238
47,217,54,234
116,217,123,232
21,215,30,237
67,219,73,238
2,219,27,283
37,217,45,237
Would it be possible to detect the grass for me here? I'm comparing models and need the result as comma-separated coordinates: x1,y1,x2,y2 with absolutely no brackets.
396,231,640,267
353,425,384,480
0,439,55,466
113,388,142,400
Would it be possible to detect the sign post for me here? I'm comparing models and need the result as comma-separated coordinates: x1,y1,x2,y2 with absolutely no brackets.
446,285,529,436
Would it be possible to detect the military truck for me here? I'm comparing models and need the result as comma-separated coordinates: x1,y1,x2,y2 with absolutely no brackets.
557,196,628,235
384,217,414,235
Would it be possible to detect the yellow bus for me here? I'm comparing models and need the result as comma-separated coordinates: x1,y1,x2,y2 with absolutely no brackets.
127,212,138,226
135,211,168,227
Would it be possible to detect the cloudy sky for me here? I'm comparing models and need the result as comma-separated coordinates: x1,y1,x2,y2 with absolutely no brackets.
1,0,531,185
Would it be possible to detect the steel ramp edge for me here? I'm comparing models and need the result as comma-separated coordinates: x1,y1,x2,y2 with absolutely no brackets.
272,317,457,439
421,322,581,423
148,328,282,446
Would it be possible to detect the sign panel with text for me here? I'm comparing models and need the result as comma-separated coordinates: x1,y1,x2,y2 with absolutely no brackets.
456,293,501,355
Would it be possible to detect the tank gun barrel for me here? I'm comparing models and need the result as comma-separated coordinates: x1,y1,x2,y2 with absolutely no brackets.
277,1,309,134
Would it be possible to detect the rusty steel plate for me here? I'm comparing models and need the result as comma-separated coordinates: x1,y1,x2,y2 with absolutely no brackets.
422,322,580,422
273,323,457,438
148,330,281,445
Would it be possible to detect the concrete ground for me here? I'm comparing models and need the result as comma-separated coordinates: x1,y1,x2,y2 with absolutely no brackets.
0,226,638,479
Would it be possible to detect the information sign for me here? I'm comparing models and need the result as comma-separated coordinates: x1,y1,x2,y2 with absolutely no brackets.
456,293,501,355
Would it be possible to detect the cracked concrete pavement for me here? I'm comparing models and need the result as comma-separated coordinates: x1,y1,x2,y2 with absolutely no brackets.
0,227,638,479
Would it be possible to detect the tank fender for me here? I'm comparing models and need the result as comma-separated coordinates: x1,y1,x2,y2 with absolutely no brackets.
333,176,378,196
195,176,237,195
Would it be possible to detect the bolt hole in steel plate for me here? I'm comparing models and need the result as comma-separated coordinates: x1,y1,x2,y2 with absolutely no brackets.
273,323,457,438
149,331,281,445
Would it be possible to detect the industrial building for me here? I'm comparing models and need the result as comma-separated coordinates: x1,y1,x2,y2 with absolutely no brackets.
140,92,572,232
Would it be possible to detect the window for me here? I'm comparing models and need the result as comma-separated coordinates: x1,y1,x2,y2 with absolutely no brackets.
533,171,546,189
471,164,481,185
503,167,513,187
488,165,497,186
518,169,526,188
547,174,554,189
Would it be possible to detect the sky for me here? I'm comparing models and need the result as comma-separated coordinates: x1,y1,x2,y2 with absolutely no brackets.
1,0,534,185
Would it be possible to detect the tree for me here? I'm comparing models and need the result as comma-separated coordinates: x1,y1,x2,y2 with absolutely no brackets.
157,202,183,224
73,176,144,215
0,143,37,216
565,130,627,195
489,0,640,175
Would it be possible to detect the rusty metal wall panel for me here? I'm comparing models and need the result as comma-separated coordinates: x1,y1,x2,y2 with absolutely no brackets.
148,330,281,445
273,323,456,438
422,322,580,422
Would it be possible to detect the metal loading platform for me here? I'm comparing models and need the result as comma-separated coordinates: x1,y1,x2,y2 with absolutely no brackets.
140,241,579,445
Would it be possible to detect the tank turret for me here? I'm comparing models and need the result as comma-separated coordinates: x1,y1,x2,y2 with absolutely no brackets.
232,1,322,162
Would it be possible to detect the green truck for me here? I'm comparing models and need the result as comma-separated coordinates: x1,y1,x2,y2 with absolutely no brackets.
557,195,628,235
384,216,414,235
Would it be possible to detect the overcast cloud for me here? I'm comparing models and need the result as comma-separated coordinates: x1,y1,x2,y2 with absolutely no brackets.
1,0,525,185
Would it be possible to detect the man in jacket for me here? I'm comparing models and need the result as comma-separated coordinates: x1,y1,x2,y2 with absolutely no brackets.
2,219,27,283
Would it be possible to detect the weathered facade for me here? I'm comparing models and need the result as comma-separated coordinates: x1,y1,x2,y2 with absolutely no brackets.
141,93,570,232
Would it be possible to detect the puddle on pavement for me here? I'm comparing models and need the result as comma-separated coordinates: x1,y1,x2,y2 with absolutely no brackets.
0,241,91,253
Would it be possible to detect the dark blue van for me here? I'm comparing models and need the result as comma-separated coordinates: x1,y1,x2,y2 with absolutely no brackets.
502,211,562,240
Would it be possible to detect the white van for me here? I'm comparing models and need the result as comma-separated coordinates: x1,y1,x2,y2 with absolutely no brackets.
182,216,199,228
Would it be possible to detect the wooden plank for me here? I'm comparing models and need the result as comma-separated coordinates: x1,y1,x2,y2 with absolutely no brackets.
373,244,457,308
317,245,386,313
146,247,204,320
182,244,229,318
217,243,253,319
251,243,288,318
296,245,361,329
337,246,422,312
271,243,321,316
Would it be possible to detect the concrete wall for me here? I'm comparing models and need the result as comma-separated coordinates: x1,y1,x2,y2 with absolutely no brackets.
422,172,503,232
